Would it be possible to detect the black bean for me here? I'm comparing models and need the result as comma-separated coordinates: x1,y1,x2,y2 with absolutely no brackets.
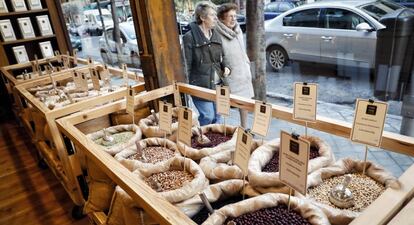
191,131,232,149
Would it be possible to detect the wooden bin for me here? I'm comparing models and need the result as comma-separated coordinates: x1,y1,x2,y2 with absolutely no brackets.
14,63,145,209
0,54,88,118
56,83,414,225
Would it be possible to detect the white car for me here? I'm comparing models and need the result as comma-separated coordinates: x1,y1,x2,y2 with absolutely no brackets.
83,9,114,36
99,22,140,68
265,0,404,71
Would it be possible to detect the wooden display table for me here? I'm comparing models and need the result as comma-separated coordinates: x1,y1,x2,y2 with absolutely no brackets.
56,83,414,224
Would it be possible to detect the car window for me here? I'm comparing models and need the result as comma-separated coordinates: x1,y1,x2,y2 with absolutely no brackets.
105,28,113,40
283,9,321,27
324,8,369,30
279,2,293,12
359,0,403,20
265,3,278,12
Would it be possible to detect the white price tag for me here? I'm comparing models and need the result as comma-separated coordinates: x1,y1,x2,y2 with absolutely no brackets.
216,85,230,116
79,73,88,92
73,49,78,65
350,99,388,147
126,86,135,116
159,101,173,133
293,83,318,122
252,101,272,137
177,107,193,146
99,65,109,81
234,127,253,175
91,69,100,91
122,63,128,85
279,131,310,195
173,81,182,107
72,71,82,90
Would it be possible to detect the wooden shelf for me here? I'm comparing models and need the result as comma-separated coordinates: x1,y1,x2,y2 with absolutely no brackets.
0,9,48,17
0,35,56,45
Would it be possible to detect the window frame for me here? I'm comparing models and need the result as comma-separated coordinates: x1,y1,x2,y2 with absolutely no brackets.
282,8,323,28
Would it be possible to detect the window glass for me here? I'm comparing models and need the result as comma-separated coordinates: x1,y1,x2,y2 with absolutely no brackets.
264,3,278,12
324,8,368,30
279,2,293,12
283,9,321,27
359,0,403,20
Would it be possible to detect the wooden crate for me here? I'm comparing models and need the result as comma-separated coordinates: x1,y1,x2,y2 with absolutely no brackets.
0,55,92,123
56,83,414,225
14,64,145,208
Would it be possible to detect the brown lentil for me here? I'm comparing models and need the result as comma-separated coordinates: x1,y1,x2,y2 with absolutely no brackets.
224,204,311,225
262,145,320,172
129,146,175,164
307,173,385,212
144,170,194,192
94,131,134,147
191,131,232,149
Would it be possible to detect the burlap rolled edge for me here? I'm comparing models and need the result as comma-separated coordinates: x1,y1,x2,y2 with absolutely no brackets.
296,157,400,225
86,124,142,156
248,136,335,193
114,137,181,171
176,124,238,161
138,107,199,141
176,179,255,218
201,193,331,225
135,156,209,203
199,139,264,182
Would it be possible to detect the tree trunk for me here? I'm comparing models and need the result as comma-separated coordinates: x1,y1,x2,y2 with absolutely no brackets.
246,0,266,101
110,0,122,66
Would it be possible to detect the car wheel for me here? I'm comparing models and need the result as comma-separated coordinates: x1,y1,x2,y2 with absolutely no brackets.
267,45,288,71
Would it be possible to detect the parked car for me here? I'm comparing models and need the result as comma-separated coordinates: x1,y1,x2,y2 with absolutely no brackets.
83,9,114,36
264,1,298,20
236,14,246,32
265,0,404,71
69,33,82,51
392,0,414,8
99,21,140,67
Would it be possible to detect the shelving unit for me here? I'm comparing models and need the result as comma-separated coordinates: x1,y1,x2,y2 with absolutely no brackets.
0,0,70,67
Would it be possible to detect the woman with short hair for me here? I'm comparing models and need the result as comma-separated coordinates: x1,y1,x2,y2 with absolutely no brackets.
183,1,231,126
216,3,254,128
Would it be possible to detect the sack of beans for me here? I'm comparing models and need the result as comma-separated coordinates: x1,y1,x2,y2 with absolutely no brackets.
177,124,238,161
304,157,400,225
107,157,208,225
83,124,142,214
202,193,330,225
199,140,262,182
176,179,257,224
138,107,199,141
114,137,181,171
248,136,334,194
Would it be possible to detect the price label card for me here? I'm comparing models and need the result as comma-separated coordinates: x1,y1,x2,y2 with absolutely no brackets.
216,85,230,116
72,71,82,90
159,101,173,133
91,69,100,91
54,51,62,63
234,127,253,175
177,107,193,146
279,131,310,195
350,99,388,147
122,63,128,85
63,55,69,69
173,81,182,107
79,73,89,92
293,83,318,122
252,101,272,137
100,65,110,81
126,86,135,116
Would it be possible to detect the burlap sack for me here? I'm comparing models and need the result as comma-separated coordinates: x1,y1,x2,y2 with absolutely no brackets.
302,157,400,225
199,140,262,182
202,193,330,225
177,124,238,161
114,137,181,171
248,136,334,194
107,157,208,225
86,124,142,156
138,107,199,141
83,124,142,214
176,179,252,219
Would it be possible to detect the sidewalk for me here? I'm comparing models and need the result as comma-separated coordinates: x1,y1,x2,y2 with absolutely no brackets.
221,93,413,178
